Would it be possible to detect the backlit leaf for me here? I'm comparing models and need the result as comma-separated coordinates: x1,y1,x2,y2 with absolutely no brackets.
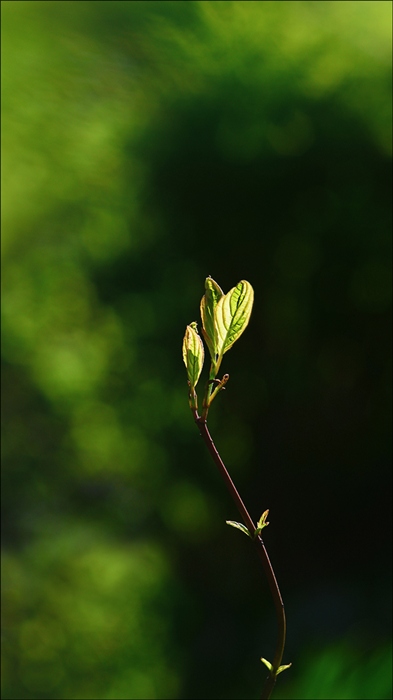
226,520,251,538
200,276,224,363
214,280,254,358
277,663,292,675
261,658,273,672
182,322,204,388
257,509,270,531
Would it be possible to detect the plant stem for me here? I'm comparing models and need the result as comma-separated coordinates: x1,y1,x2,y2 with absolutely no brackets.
192,409,287,700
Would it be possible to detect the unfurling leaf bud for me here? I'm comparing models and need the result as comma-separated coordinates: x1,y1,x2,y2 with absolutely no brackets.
182,322,204,389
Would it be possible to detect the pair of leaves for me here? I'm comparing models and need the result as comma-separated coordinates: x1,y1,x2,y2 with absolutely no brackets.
226,509,270,540
183,277,254,390
201,276,254,373
261,658,292,676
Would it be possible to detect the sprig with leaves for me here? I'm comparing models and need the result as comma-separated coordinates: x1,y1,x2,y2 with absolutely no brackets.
182,277,291,700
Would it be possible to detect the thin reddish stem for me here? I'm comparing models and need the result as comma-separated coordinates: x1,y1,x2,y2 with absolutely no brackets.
192,409,287,700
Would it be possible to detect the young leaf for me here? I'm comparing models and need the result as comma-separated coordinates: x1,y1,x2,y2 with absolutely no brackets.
254,509,270,538
257,509,270,531
182,322,204,389
226,520,252,538
200,276,224,363
260,658,292,676
214,280,254,359
260,658,273,672
277,663,292,675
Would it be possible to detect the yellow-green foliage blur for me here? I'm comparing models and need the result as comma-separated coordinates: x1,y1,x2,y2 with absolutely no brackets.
2,2,392,699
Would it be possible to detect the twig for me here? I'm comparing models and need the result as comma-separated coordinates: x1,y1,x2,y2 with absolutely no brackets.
192,409,287,700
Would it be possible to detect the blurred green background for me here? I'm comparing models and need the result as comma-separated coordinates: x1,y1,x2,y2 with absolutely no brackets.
1,2,392,698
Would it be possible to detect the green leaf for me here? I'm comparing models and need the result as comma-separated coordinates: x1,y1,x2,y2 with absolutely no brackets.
277,663,292,675
226,520,252,538
256,509,270,531
261,658,273,672
214,280,254,359
182,322,204,388
200,276,224,363
260,658,292,677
